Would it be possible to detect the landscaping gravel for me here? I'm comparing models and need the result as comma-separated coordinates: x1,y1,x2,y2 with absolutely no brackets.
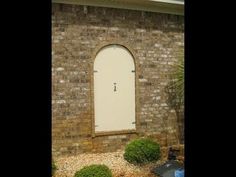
54,150,166,177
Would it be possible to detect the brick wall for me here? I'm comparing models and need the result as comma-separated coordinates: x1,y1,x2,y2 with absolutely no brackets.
52,3,184,156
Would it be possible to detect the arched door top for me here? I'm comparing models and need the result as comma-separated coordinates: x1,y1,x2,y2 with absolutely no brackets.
94,44,135,67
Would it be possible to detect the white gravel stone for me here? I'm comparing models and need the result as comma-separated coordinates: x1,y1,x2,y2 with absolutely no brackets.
54,150,165,177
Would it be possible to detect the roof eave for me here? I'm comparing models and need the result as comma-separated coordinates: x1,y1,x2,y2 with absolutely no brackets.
52,0,184,16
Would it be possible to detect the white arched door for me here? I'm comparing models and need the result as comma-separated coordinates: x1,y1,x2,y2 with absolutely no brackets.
94,45,135,132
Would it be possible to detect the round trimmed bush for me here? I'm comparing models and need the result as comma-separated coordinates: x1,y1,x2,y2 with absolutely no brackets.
74,164,112,177
124,138,161,164
52,160,57,176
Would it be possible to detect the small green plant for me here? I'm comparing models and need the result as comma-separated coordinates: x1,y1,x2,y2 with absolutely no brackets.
52,159,57,176
166,48,184,143
74,164,112,177
124,138,161,165
167,48,184,108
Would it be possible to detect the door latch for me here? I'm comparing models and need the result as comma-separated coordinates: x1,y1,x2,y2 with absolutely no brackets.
113,83,117,92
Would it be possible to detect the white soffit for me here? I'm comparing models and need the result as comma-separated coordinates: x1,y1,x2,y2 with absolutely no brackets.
150,0,184,5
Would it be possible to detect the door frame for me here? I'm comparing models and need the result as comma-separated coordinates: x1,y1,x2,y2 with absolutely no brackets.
90,42,140,137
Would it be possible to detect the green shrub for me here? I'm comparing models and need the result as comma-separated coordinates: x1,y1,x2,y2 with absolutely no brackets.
124,138,161,165
74,164,112,177
52,159,57,176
